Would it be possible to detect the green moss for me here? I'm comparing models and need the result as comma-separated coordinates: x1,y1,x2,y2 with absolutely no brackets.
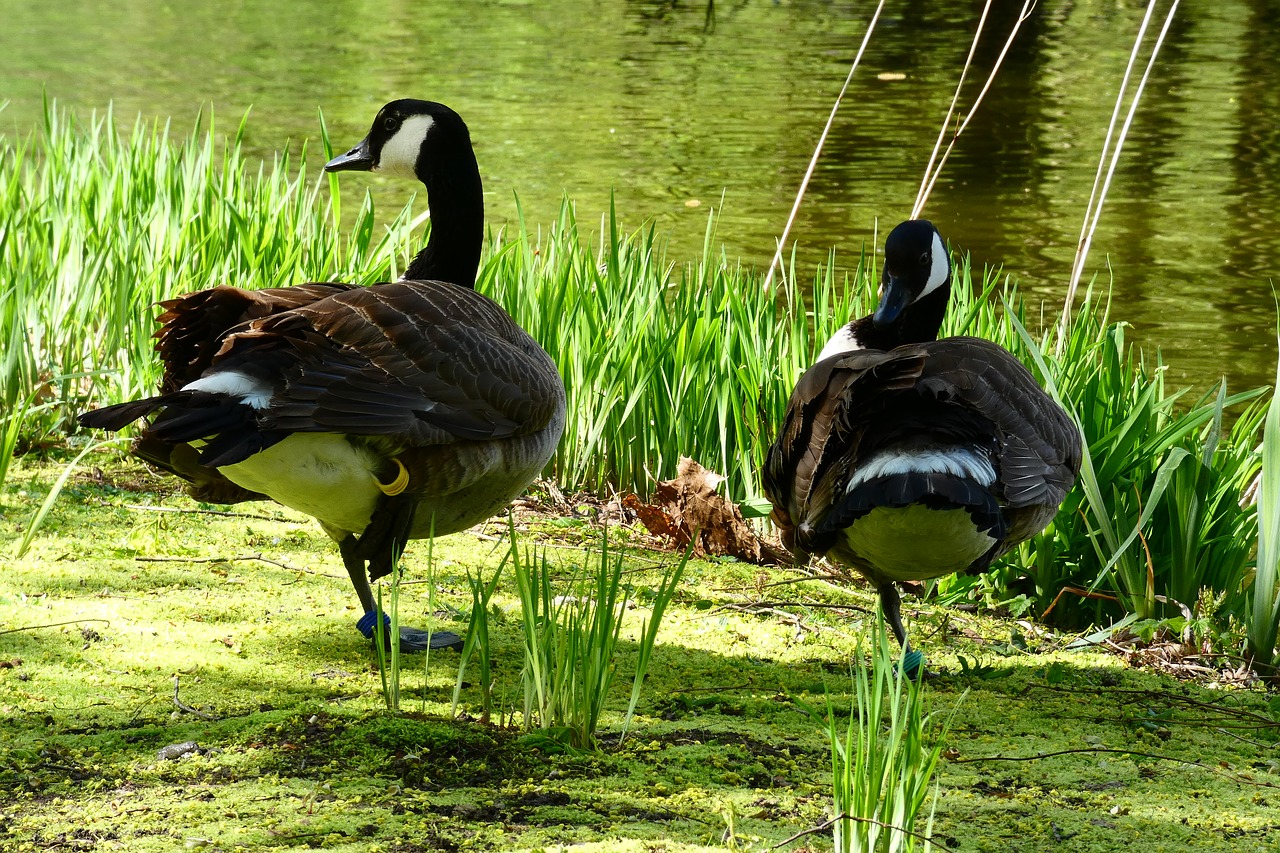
3,457,1280,851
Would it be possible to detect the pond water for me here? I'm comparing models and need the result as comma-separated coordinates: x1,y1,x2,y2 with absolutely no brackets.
3,0,1277,395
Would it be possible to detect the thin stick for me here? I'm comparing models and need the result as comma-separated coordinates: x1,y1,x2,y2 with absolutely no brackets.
914,0,993,212
911,0,1036,219
172,675,216,720
124,503,302,524
763,0,886,292
0,618,112,637
1058,0,1179,351
770,813,958,852
135,554,304,571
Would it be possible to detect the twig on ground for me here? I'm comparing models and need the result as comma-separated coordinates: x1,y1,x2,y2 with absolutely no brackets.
124,503,303,523
1027,684,1279,729
172,675,216,721
770,813,958,852
718,602,819,636
0,618,111,637
135,553,307,572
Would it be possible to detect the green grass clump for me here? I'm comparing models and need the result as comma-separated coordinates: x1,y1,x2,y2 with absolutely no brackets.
513,525,686,751
825,618,961,853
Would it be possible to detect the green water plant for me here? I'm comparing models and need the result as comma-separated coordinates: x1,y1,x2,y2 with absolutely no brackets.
512,523,685,751
453,559,504,722
826,616,961,853
1247,334,1280,676
988,298,1266,633
372,564,403,713
480,199,862,500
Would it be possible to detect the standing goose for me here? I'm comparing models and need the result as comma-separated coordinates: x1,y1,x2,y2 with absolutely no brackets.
79,99,566,652
763,220,1080,675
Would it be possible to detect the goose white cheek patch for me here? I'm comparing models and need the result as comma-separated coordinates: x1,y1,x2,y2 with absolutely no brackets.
816,325,863,362
918,231,950,299
375,114,434,179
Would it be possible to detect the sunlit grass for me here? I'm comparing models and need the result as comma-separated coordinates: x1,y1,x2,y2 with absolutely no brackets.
512,525,685,752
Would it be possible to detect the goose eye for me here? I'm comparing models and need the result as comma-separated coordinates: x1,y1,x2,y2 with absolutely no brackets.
383,116,400,132
919,251,929,266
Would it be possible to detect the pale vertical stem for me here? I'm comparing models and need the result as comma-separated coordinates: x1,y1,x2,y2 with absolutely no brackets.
763,0,887,292
1058,0,1178,350
912,0,1036,219
912,0,996,219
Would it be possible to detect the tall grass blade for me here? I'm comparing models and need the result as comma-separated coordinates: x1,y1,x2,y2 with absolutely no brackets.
15,437,127,558
619,544,690,744
827,615,962,853
1248,331,1280,674
911,1,1035,219
1060,0,1181,345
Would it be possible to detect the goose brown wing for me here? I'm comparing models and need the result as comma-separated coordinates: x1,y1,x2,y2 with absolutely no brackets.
155,284,360,392
916,337,1081,507
915,336,1081,545
220,281,562,447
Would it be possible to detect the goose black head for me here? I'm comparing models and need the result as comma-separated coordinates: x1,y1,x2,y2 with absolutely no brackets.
872,219,951,330
324,99,471,183
323,99,483,287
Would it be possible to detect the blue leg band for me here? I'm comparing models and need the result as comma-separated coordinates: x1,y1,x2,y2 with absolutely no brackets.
356,610,390,639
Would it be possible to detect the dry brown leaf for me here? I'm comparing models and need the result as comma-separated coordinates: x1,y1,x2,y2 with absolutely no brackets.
628,457,783,565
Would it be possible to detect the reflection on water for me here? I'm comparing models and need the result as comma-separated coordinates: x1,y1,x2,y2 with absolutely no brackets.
2,0,1276,392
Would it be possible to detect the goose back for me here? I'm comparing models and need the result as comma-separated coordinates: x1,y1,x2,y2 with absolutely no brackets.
765,335,1080,572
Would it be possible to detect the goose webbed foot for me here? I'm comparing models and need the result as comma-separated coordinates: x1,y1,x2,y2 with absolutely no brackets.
342,533,463,654
354,610,464,652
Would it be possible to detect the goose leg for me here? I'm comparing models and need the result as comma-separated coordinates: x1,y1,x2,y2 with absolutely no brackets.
878,582,925,678
340,534,463,653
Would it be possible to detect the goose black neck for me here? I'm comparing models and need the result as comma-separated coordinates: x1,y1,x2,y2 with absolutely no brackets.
404,145,484,287
853,285,950,350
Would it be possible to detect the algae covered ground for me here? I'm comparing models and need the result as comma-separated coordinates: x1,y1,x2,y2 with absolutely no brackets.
3,456,1280,852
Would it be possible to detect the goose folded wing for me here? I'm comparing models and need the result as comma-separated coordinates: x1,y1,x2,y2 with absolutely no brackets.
220,282,561,446
154,283,361,392
765,348,925,554
914,337,1082,509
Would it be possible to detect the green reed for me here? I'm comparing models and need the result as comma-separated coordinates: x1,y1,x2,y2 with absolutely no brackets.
1247,327,1280,676
825,616,960,853
479,197,859,501
510,524,685,752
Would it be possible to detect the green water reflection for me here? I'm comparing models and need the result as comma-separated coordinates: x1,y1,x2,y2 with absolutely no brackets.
2,0,1276,392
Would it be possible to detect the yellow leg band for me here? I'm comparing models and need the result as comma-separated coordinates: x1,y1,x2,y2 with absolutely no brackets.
376,458,409,496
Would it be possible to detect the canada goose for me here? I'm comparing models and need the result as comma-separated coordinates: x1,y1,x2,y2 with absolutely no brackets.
78,100,566,653
763,219,1080,675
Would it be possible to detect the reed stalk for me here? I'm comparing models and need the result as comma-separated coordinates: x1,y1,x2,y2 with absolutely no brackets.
763,0,886,292
1059,0,1181,349
826,615,962,853
910,0,1035,219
